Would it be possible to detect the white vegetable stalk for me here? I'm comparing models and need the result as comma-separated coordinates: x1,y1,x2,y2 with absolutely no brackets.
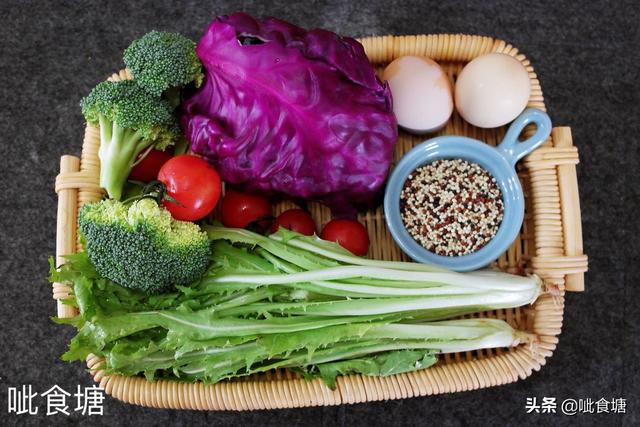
213,265,540,292
268,233,445,272
217,290,538,317
364,318,535,353
210,265,542,316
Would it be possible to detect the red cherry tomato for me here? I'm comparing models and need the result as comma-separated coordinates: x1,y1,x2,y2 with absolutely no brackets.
128,149,173,182
271,209,316,236
320,219,370,256
220,190,272,229
157,155,221,221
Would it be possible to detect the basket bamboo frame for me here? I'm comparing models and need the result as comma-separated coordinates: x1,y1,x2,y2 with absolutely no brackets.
53,34,587,410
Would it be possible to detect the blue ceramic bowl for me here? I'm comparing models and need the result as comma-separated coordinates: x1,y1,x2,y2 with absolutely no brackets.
384,108,552,271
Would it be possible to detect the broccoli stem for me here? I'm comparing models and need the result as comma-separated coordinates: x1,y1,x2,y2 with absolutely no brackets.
98,117,153,200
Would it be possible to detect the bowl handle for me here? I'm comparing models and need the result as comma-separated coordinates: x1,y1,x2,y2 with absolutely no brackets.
497,108,552,166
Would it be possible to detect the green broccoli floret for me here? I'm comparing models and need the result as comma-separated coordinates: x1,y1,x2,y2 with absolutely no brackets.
80,80,180,200
123,31,203,104
78,198,211,294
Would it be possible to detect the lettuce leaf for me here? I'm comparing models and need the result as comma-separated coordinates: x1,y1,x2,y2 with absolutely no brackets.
313,350,437,389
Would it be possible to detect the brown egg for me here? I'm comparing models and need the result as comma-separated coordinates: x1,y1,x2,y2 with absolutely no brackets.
383,56,453,134
455,53,531,128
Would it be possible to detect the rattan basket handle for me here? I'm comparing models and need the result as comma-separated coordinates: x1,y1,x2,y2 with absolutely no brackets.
524,127,587,291
553,127,586,291
53,155,80,317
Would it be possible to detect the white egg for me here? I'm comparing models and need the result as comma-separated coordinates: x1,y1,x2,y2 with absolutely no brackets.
455,53,531,128
382,56,453,134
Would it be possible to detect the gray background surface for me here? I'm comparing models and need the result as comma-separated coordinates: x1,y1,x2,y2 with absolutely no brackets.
1,0,638,425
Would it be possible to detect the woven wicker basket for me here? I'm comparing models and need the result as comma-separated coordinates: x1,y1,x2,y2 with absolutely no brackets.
53,34,587,410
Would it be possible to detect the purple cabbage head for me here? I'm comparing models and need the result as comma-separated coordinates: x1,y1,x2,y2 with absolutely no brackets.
182,13,397,216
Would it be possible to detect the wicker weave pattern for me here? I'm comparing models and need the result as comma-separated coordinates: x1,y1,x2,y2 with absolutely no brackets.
53,34,587,410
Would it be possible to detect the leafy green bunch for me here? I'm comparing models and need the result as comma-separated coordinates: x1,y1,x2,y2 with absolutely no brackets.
52,227,537,389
